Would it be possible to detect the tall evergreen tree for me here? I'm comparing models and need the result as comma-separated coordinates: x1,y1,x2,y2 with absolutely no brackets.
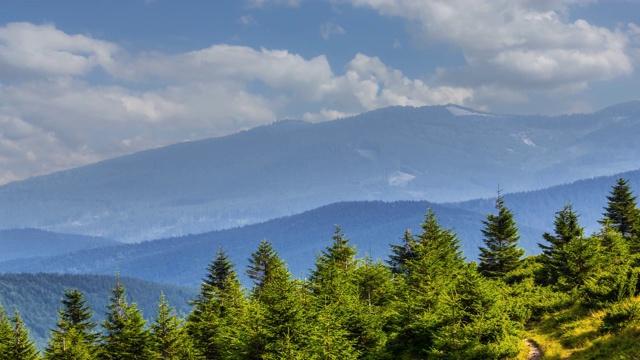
249,254,305,359
99,276,152,360
478,193,525,278
601,178,640,261
538,204,585,287
309,226,358,292
387,210,468,358
44,289,98,359
601,178,640,239
150,294,194,360
8,311,39,360
0,306,14,358
246,239,285,293
187,248,247,359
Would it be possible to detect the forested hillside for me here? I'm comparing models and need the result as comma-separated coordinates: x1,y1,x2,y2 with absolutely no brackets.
0,273,196,349
1,177,640,359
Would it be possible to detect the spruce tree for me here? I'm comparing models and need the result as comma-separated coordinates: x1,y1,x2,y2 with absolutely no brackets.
601,178,640,259
601,178,640,239
150,294,194,360
254,264,305,359
8,311,39,360
0,306,13,358
44,289,98,359
309,226,358,293
538,204,585,287
478,193,525,278
186,248,247,359
246,239,285,293
387,210,468,358
99,276,152,360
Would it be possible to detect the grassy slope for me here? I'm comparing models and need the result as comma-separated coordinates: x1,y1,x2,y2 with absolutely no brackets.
525,296,640,359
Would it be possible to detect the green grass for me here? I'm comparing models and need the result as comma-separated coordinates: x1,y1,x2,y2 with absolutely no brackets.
525,296,640,359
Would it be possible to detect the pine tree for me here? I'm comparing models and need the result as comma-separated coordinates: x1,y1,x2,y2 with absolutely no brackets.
309,226,358,293
412,209,465,275
386,210,468,358
0,306,14,358
254,264,305,359
99,276,152,360
246,239,285,293
478,194,525,278
203,247,235,292
186,248,247,359
601,178,640,239
8,311,39,360
538,204,585,287
150,294,194,360
601,178,640,260
387,229,416,275
44,289,98,359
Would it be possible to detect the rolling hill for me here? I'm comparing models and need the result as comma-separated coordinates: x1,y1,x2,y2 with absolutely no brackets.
0,229,118,262
1,168,636,287
1,102,639,242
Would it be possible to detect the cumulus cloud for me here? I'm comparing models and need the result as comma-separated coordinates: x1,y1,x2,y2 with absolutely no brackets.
0,22,471,185
349,0,633,94
0,22,119,78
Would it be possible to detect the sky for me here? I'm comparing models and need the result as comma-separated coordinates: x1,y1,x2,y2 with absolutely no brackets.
0,0,639,185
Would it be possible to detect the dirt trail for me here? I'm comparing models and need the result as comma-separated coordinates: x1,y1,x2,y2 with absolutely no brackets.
524,339,542,360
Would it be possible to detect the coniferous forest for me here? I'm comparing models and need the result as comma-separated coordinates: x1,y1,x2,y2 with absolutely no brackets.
2,178,640,359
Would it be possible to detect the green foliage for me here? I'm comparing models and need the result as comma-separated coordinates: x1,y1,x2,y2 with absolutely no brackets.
600,300,640,334
601,178,640,241
538,204,585,288
99,276,152,360
478,194,525,278
186,247,247,359
150,294,195,360
9,177,640,359
44,289,98,360
246,239,285,293
0,273,196,349
8,311,40,360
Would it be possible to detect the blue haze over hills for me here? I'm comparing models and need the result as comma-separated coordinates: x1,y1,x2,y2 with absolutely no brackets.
1,101,639,243
1,170,637,287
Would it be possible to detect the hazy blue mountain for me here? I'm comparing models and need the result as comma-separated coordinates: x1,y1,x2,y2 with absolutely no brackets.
1,101,639,241
0,169,637,289
0,273,196,349
0,229,118,262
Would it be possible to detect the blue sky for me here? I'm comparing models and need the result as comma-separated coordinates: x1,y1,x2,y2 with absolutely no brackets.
0,0,639,184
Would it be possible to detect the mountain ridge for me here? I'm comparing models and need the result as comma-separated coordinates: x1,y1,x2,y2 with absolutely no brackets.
1,102,639,241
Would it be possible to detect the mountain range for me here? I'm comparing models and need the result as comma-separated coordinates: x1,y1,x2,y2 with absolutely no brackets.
1,169,637,286
1,101,639,242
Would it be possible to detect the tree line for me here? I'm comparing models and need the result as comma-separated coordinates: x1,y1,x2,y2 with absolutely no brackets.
1,177,639,359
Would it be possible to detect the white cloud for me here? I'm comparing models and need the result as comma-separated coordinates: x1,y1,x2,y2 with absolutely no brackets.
0,22,119,78
349,0,633,94
0,22,474,184
320,22,346,40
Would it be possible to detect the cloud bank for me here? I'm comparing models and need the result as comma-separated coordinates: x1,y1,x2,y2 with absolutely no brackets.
0,1,638,185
